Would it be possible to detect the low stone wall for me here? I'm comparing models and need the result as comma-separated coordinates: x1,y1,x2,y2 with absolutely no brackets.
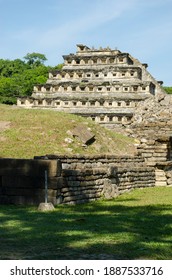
135,137,171,165
59,167,118,204
58,166,155,205
117,166,155,193
36,154,156,204
41,154,145,168
0,158,62,205
0,155,156,205
155,162,172,186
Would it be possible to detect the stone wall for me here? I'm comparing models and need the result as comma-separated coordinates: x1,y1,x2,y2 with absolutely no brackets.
43,154,146,168
0,155,156,205
127,94,172,140
155,162,172,186
58,166,155,205
59,167,118,204
135,137,171,165
123,94,172,188
36,154,155,204
0,158,62,205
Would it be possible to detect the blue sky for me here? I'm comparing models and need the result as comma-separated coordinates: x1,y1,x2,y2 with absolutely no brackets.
0,0,172,85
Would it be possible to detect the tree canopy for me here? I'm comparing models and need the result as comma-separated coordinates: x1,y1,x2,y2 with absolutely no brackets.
0,53,62,104
24,53,47,67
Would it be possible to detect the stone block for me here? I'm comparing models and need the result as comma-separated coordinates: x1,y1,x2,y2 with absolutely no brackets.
141,153,153,157
95,179,105,185
140,138,148,143
155,181,167,186
102,179,119,199
38,203,55,211
146,140,155,145
93,168,106,175
153,153,167,157
166,171,172,178
0,158,62,177
67,181,80,187
49,177,64,189
167,178,172,185
71,125,95,145
155,177,166,182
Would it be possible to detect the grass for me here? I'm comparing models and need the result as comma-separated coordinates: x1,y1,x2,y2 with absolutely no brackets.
0,186,172,260
0,104,136,158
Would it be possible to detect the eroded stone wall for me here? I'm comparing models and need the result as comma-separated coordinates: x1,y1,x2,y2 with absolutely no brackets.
1,153,169,206
36,154,155,204
123,94,172,187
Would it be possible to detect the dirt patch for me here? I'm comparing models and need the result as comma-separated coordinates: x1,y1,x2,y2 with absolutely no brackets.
0,121,11,132
0,136,6,141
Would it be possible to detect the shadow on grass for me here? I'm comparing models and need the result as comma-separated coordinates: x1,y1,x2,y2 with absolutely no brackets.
0,200,172,260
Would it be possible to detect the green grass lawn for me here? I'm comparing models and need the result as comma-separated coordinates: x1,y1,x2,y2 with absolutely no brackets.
0,186,172,260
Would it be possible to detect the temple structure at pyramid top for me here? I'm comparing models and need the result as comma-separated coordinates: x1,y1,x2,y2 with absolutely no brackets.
17,44,166,128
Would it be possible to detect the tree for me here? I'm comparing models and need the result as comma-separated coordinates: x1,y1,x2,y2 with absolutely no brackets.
0,58,27,77
0,77,17,104
0,53,62,104
24,53,47,67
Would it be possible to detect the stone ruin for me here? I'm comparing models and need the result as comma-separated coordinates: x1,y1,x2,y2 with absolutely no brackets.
0,156,155,205
17,44,166,129
1,44,171,205
125,93,172,187
16,44,172,171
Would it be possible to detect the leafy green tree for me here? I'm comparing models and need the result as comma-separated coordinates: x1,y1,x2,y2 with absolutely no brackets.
23,53,47,67
0,59,27,77
52,63,63,70
16,65,49,95
0,77,18,104
0,52,63,104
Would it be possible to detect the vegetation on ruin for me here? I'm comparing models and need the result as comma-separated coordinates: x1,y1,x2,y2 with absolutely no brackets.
0,104,136,158
0,53,63,105
164,87,172,94
0,186,172,260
